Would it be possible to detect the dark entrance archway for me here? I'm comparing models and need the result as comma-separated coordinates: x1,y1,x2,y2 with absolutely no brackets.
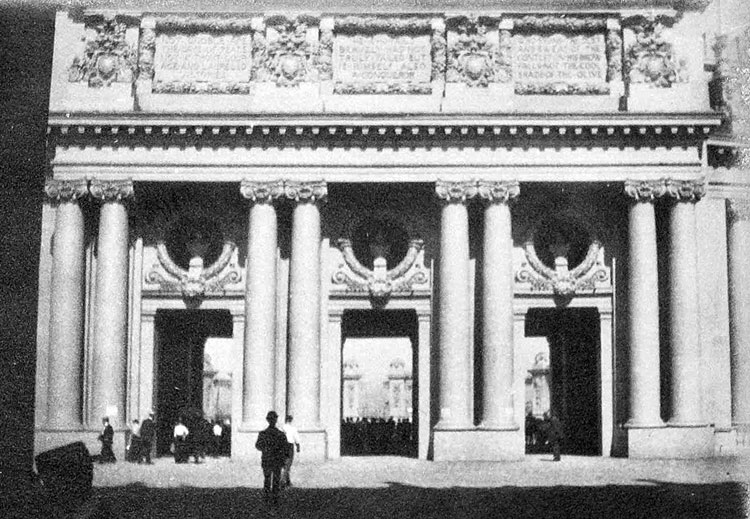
340,309,418,457
525,307,601,456
154,309,233,456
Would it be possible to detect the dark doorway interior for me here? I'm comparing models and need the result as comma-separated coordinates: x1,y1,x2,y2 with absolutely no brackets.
154,309,233,456
525,307,601,456
340,309,418,457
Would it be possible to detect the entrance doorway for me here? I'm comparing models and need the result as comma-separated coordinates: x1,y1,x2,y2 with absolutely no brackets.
340,309,418,457
523,308,601,456
154,309,233,456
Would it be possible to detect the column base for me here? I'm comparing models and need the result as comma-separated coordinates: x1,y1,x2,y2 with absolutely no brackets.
627,426,714,459
432,428,524,461
35,428,127,462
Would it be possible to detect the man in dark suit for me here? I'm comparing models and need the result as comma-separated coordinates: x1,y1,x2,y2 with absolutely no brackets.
547,412,564,461
139,412,155,464
255,411,288,505
98,417,116,463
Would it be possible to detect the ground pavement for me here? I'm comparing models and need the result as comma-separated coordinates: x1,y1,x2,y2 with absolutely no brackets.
20,454,750,518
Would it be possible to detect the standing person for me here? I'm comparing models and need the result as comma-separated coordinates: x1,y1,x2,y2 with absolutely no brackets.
547,412,564,462
98,417,116,463
212,420,223,457
255,411,288,505
281,415,301,488
173,418,189,464
127,419,141,463
139,411,155,464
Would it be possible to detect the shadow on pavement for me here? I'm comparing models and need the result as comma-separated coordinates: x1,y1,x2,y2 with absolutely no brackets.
14,480,747,519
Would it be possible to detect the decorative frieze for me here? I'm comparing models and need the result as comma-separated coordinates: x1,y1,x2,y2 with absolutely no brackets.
69,16,137,87
664,179,706,202
240,180,285,203
447,17,497,88
476,180,520,204
624,179,668,202
258,16,319,87
44,179,89,202
282,181,327,203
624,14,685,88
435,180,478,203
89,179,134,202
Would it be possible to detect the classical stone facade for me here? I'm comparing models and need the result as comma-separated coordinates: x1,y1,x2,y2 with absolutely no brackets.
34,1,750,461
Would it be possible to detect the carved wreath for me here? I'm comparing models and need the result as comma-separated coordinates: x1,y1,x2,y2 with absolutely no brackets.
259,19,317,86
69,19,136,87
447,20,496,87
625,15,685,88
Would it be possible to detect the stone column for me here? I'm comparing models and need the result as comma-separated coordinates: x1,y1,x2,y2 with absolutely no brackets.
45,179,89,429
90,179,133,426
240,181,283,428
665,179,706,426
477,180,520,429
728,198,750,427
435,180,476,429
624,180,665,428
285,181,327,430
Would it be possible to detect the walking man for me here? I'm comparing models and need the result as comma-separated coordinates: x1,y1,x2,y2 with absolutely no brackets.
139,411,155,464
98,417,116,463
255,411,288,505
281,415,301,487
547,412,564,462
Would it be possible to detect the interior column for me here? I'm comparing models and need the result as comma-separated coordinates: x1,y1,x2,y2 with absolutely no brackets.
434,180,475,429
286,181,327,431
240,181,282,428
90,179,133,427
624,180,665,429
728,198,750,428
45,179,88,429
477,180,519,429
665,180,706,426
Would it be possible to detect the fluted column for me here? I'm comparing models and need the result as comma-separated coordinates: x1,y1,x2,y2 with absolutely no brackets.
665,179,706,426
624,180,665,428
435,180,475,429
240,181,283,428
286,181,327,430
90,179,133,426
728,198,750,427
45,179,88,429
477,180,520,429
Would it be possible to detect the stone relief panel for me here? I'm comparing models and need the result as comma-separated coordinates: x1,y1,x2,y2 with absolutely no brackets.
623,14,687,88
68,15,137,87
255,15,320,87
446,16,500,87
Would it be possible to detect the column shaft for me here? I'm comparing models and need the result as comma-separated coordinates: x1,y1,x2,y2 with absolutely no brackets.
625,186,663,428
242,200,278,427
437,197,473,428
728,200,750,426
91,181,132,426
46,188,87,429
667,196,704,425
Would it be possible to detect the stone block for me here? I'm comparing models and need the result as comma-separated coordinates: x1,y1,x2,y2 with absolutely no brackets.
628,426,715,459
432,429,524,461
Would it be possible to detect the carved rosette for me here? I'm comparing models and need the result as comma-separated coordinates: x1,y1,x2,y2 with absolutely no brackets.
332,237,429,299
69,17,136,87
477,180,520,204
624,179,668,202
624,15,685,88
663,179,706,202
447,17,496,87
89,179,134,202
283,181,327,203
44,179,89,202
727,199,750,222
261,17,318,87
435,180,478,203
240,180,285,204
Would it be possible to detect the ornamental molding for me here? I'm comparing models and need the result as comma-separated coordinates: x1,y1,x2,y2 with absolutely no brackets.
257,16,319,87
89,179,134,202
334,16,433,35
240,180,285,203
435,180,479,203
153,16,256,33
447,17,497,87
664,178,706,202
510,15,608,33
624,179,668,202
137,24,156,81
332,237,429,299
727,198,750,222
69,16,137,88
476,180,520,203
44,179,89,202
606,22,623,83
282,180,328,203
624,14,686,88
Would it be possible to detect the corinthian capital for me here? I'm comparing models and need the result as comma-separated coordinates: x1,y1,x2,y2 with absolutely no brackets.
44,178,88,202
282,181,327,203
89,179,134,202
728,198,750,222
435,180,478,203
240,180,284,204
476,180,520,204
664,178,706,202
624,180,667,202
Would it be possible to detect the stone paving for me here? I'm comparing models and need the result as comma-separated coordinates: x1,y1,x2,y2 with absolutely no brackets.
82,454,750,519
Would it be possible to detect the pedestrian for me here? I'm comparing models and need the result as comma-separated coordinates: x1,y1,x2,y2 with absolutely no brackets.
173,418,189,464
98,417,116,463
281,414,301,488
212,420,223,457
547,412,564,462
127,419,141,462
255,411,288,505
139,411,155,464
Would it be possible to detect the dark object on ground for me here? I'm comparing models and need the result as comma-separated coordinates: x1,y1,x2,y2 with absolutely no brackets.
34,441,93,513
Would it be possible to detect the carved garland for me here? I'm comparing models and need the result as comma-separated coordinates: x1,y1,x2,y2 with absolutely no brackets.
69,18,136,87
624,15,685,88
260,17,318,87
511,15,608,33
447,18,497,87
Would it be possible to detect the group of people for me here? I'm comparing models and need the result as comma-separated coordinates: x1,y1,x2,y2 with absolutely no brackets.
255,411,301,506
98,412,156,464
172,416,229,463
341,417,416,456
525,412,564,461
